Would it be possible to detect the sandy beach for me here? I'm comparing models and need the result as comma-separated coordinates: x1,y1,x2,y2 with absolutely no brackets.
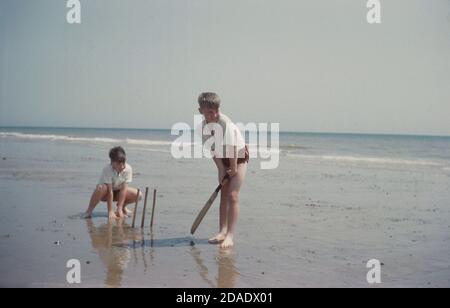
1,129,449,287
1,0,450,291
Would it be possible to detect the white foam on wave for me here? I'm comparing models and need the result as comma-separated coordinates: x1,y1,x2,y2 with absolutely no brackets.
125,138,173,146
0,132,278,153
286,153,443,167
247,145,280,156
0,132,172,147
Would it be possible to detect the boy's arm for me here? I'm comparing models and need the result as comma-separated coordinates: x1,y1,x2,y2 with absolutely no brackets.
213,157,228,184
116,183,128,214
227,146,238,177
115,167,132,217
213,157,225,170
106,184,116,220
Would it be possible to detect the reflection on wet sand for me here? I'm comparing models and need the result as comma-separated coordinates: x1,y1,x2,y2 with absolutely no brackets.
86,218,239,288
216,250,239,288
190,246,239,288
86,219,142,287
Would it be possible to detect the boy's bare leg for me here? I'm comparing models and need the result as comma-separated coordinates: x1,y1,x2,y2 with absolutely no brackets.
115,184,128,218
220,163,247,249
105,184,117,221
85,185,108,218
208,183,230,244
209,158,229,244
122,187,142,215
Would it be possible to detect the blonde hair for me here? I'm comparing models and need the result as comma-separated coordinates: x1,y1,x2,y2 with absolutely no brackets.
198,92,221,109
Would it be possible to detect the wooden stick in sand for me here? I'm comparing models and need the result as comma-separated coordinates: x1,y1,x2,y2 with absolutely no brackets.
150,189,157,229
141,187,149,228
131,189,140,228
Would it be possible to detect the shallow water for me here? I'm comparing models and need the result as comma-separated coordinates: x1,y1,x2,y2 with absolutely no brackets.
1,128,450,287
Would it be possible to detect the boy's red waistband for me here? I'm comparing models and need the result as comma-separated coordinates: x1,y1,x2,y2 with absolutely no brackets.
222,145,249,168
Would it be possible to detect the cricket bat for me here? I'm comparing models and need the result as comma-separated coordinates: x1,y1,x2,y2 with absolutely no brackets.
190,175,230,235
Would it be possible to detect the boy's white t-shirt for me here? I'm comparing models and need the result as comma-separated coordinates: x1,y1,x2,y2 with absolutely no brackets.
98,163,133,190
199,113,246,158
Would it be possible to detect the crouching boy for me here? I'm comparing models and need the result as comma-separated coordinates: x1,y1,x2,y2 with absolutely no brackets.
85,146,142,220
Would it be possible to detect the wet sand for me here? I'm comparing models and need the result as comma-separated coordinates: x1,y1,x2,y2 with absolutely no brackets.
1,138,450,287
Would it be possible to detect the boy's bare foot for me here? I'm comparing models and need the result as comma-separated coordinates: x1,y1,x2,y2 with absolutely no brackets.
208,232,227,244
220,234,234,249
83,212,93,219
123,207,133,216
108,211,118,221
115,211,126,219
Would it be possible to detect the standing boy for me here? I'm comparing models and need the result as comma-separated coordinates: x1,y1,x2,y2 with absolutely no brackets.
197,92,248,248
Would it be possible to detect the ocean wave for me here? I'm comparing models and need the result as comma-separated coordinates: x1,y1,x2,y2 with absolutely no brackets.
0,132,278,151
246,143,298,152
0,132,172,147
247,146,281,156
125,138,173,146
280,144,309,150
0,132,118,143
286,153,444,167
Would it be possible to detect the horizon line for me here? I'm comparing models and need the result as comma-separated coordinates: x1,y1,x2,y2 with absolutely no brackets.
0,125,449,138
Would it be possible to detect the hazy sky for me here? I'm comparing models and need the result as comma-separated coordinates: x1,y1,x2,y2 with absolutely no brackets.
0,0,449,135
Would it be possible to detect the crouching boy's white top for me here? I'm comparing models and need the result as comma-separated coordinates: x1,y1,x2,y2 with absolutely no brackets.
98,163,133,191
